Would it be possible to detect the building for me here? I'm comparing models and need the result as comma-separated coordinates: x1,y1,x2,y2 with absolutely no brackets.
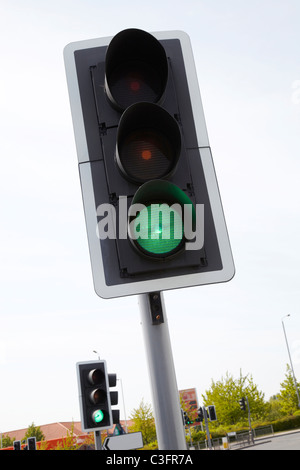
1,420,133,450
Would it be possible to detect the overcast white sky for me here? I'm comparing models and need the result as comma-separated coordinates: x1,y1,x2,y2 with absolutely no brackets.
0,0,300,434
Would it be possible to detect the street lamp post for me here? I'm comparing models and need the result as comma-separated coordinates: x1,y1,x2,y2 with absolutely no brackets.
117,378,128,433
93,350,100,360
282,315,300,408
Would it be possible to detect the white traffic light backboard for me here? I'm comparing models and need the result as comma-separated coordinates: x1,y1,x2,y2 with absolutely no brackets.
64,30,234,299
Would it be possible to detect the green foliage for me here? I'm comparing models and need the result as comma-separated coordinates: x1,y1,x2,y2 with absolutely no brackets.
143,440,158,450
54,422,79,450
277,365,300,416
129,398,157,445
272,414,300,432
265,395,286,421
190,428,206,443
23,422,45,444
202,371,267,426
1,435,15,448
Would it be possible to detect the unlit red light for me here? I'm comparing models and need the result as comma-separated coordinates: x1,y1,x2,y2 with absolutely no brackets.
130,81,140,91
142,150,152,160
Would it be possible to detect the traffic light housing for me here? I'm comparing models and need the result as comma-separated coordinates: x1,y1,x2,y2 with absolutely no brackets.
183,411,191,426
239,397,246,411
207,405,217,421
27,437,36,450
76,360,119,432
13,440,21,450
195,407,204,423
64,29,235,299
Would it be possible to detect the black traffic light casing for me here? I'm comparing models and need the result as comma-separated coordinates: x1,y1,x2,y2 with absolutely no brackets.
13,440,21,450
76,360,119,432
27,437,36,450
239,397,246,411
195,407,204,423
207,405,217,421
183,411,191,426
64,29,235,299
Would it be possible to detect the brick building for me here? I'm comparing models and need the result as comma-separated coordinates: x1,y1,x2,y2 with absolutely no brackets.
1,420,132,449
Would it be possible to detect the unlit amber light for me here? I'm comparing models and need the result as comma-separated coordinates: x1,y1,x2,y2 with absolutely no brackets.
142,150,152,160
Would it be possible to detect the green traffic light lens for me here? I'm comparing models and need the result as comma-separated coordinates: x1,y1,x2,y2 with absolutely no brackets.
133,204,184,255
128,180,196,260
93,409,104,424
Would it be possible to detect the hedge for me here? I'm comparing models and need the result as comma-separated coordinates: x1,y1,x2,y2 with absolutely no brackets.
272,414,300,433
190,413,300,443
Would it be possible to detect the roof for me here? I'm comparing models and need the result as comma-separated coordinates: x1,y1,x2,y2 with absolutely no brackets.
2,420,133,442
2,422,84,442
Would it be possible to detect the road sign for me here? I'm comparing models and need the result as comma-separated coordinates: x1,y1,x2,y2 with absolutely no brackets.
102,432,143,450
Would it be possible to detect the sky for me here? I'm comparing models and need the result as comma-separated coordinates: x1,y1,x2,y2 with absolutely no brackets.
0,0,300,434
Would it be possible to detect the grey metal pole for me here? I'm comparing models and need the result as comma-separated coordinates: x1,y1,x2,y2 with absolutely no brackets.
118,378,129,433
282,316,300,408
94,430,102,450
203,407,212,450
139,292,187,450
246,397,254,444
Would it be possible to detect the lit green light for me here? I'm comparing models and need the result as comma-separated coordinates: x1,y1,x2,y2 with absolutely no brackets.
93,409,104,423
133,203,183,255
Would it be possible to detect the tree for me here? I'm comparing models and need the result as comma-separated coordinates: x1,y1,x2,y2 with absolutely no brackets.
277,364,300,416
23,422,45,443
54,422,80,450
129,399,156,445
1,435,15,449
266,395,286,421
202,371,267,426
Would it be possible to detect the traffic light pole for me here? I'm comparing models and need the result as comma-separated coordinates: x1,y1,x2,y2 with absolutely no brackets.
139,292,187,450
203,407,212,450
246,397,254,444
94,430,102,450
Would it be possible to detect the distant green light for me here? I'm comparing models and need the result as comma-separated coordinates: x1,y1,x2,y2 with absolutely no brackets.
93,409,104,423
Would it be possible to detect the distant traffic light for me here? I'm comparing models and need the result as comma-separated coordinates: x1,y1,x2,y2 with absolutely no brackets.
239,397,246,411
195,408,204,423
207,405,217,421
77,360,119,432
64,28,234,299
13,440,21,450
27,437,36,450
183,411,191,426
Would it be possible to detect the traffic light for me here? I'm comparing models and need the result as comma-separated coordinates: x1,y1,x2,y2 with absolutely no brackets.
195,407,204,423
13,440,21,450
207,405,217,421
76,360,119,432
27,437,36,450
183,411,191,426
64,28,235,299
239,397,246,411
